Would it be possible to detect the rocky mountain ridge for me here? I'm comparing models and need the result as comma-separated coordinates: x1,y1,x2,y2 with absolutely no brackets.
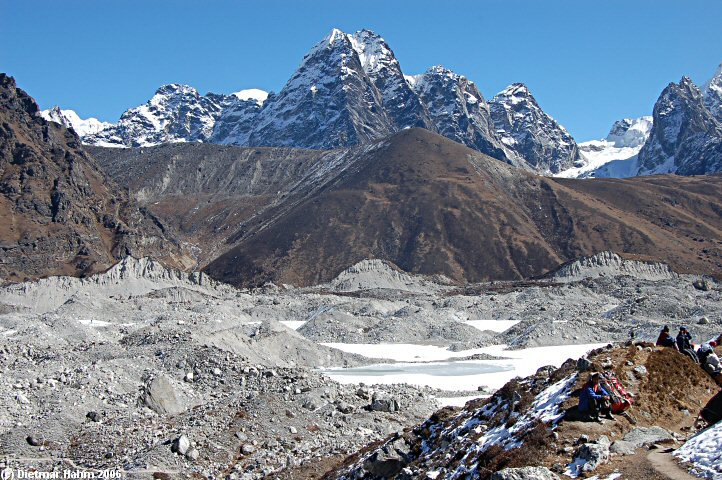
637,76,722,176
489,83,582,174
0,74,190,283
39,31,722,177
43,28,575,173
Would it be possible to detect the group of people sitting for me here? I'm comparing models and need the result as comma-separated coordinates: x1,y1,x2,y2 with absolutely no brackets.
577,325,722,423
656,325,722,383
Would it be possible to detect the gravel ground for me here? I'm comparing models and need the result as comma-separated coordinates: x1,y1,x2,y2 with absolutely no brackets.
0,254,718,478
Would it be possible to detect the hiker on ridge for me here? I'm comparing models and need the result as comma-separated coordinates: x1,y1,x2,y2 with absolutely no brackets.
699,342,722,383
677,326,699,364
656,325,677,349
578,372,615,422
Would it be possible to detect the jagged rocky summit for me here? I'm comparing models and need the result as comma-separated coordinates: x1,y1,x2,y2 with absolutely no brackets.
637,76,722,176
43,28,577,173
37,30,722,178
489,83,582,174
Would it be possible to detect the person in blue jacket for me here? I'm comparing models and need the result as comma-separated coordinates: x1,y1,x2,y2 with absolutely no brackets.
578,372,615,422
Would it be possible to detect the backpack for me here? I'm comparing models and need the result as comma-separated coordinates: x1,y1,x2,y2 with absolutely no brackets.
600,371,633,414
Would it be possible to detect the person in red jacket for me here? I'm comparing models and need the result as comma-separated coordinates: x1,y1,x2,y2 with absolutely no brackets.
578,373,615,422
656,325,677,349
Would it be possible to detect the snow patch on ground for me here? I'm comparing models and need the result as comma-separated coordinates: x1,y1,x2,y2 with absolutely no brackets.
464,320,520,333
675,421,722,479
280,321,306,330
478,374,577,450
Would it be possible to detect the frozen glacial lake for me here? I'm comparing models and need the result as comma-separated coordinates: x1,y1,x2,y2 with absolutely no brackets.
322,343,605,391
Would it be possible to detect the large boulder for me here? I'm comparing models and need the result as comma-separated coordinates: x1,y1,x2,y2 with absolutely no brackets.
622,426,673,448
570,442,610,473
362,437,410,477
491,466,560,480
371,392,400,412
143,374,186,415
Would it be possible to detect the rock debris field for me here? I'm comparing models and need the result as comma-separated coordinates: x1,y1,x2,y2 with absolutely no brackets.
0,253,719,478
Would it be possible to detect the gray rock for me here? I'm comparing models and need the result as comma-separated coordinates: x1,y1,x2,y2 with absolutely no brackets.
171,435,190,455
610,440,637,455
289,426,298,434
185,448,199,461
371,393,399,412
491,466,561,480
633,365,648,377
622,427,673,448
693,280,712,291
241,444,255,455
85,411,101,422
26,436,42,447
572,442,610,473
577,357,593,372
144,375,185,415
362,438,409,478
698,316,710,325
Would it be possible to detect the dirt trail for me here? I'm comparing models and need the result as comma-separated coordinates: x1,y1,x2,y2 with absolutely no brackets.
648,449,701,480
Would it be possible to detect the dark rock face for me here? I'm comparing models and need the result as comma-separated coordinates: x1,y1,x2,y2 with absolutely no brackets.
410,66,511,163
637,77,722,176
703,63,722,122
348,29,434,131
209,97,263,145
0,74,189,283
489,83,582,174
247,29,395,149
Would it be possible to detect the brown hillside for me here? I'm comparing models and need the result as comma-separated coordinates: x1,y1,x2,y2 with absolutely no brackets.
0,74,191,282
204,128,722,287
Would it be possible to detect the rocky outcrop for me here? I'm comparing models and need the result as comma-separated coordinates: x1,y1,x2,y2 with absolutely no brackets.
327,259,448,293
491,467,560,480
703,62,722,122
490,83,582,174
85,84,239,147
409,66,510,162
637,77,722,175
0,74,189,283
548,251,678,282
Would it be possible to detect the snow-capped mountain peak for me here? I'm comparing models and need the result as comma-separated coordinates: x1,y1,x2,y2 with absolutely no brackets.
496,82,532,103
605,116,653,148
231,89,268,105
84,83,237,147
637,76,722,175
703,62,722,122
557,116,654,179
489,82,581,173
347,29,397,73
40,106,112,137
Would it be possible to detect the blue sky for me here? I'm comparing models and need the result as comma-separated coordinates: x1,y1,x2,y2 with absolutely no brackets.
2,0,721,140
